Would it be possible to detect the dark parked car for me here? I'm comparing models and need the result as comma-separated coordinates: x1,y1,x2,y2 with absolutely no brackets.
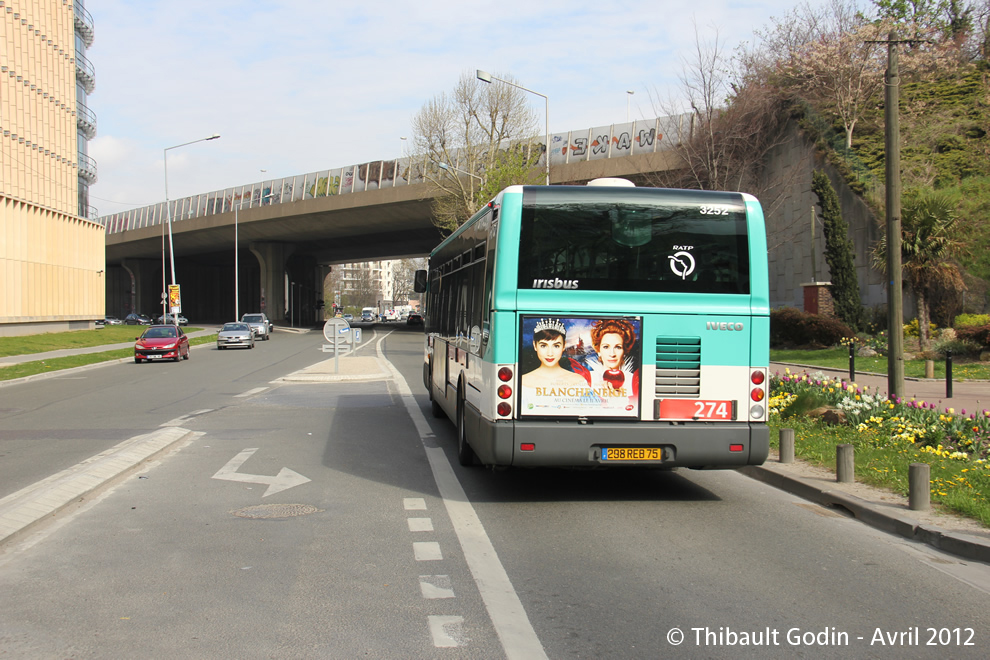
406,312,423,326
134,325,190,362
124,313,153,325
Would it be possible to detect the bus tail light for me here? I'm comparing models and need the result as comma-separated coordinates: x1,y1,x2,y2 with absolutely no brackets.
495,365,514,418
749,369,767,420
750,369,766,402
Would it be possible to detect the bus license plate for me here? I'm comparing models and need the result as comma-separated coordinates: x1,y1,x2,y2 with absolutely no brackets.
601,447,663,462
658,399,734,420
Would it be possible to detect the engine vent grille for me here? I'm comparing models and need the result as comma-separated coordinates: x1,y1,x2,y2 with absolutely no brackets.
655,336,701,397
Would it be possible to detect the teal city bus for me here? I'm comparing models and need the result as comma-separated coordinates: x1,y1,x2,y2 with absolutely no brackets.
414,178,770,468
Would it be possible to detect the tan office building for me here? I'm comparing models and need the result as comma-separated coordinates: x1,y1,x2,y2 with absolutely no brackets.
1,0,104,337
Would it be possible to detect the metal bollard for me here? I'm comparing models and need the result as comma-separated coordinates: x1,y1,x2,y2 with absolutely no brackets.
836,444,854,483
779,428,795,463
909,462,931,511
848,342,856,383
946,349,953,399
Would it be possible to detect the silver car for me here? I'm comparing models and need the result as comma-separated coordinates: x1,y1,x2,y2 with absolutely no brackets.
241,313,271,340
217,322,255,350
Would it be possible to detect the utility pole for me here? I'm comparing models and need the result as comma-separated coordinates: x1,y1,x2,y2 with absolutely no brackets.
884,30,905,399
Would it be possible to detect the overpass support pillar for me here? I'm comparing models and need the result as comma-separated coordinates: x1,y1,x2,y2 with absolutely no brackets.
316,264,331,321
248,242,293,323
121,258,163,319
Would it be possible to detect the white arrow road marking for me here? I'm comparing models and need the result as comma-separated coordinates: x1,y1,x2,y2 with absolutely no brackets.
211,448,311,497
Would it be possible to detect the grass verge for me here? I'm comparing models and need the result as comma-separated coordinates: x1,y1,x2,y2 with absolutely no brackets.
0,334,217,382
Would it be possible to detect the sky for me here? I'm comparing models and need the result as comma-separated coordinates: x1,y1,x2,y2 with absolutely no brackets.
86,0,832,217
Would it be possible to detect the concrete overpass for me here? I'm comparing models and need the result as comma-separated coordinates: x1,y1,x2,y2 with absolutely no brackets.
102,116,688,325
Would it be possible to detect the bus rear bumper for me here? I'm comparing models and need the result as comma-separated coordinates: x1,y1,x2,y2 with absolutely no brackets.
474,417,769,468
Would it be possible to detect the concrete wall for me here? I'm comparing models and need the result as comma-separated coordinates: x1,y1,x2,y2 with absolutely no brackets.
762,121,894,319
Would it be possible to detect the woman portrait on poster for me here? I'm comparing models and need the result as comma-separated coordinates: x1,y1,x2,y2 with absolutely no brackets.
589,318,639,396
521,318,588,389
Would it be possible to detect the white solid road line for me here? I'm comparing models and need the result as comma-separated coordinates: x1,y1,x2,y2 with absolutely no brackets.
379,334,549,660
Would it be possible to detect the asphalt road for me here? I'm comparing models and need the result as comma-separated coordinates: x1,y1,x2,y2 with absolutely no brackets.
0,327,988,659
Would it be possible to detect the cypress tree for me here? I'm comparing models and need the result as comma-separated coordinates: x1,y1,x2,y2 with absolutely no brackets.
811,170,864,331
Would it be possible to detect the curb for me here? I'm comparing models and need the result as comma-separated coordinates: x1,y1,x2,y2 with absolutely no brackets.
0,427,200,551
740,465,990,564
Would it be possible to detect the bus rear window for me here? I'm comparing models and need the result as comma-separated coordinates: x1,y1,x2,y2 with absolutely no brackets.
518,187,750,294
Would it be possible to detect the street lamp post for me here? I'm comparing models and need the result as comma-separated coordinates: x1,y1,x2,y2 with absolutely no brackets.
436,161,483,182
164,133,220,327
234,204,239,322
476,69,549,185
626,90,635,122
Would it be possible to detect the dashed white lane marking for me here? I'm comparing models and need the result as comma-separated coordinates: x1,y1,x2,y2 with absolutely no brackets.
413,541,443,561
419,575,455,599
407,517,434,532
404,497,427,510
381,336,548,660
235,387,268,398
428,615,467,648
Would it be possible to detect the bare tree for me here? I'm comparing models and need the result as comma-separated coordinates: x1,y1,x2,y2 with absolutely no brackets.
753,0,889,150
390,257,427,305
650,23,797,205
411,72,541,234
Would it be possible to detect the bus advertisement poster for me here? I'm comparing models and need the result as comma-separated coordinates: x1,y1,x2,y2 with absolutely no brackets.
519,315,642,418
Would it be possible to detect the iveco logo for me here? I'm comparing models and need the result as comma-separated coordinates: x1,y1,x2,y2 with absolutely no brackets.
707,321,745,331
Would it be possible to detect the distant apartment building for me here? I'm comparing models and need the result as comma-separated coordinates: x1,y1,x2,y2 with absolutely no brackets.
0,0,104,336
334,260,396,310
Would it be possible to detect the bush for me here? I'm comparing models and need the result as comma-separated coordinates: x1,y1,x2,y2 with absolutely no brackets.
954,314,990,329
904,318,937,338
957,324,990,348
932,335,982,358
770,307,855,347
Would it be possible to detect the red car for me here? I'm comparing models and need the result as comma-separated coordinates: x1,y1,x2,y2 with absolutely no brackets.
134,325,190,363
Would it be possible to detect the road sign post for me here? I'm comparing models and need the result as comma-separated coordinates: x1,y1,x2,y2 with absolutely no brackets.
322,318,360,373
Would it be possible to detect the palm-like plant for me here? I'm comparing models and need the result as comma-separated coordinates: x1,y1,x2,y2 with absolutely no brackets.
872,192,966,354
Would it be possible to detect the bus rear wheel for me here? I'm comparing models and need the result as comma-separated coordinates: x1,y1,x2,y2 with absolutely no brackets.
456,384,477,467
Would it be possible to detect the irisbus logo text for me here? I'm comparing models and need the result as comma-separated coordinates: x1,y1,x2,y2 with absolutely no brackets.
707,321,744,331
532,278,580,290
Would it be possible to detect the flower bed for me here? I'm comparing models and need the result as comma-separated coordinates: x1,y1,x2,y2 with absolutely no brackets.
770,368,990,526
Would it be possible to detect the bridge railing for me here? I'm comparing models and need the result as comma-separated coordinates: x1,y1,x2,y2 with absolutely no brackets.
102,114,691,235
